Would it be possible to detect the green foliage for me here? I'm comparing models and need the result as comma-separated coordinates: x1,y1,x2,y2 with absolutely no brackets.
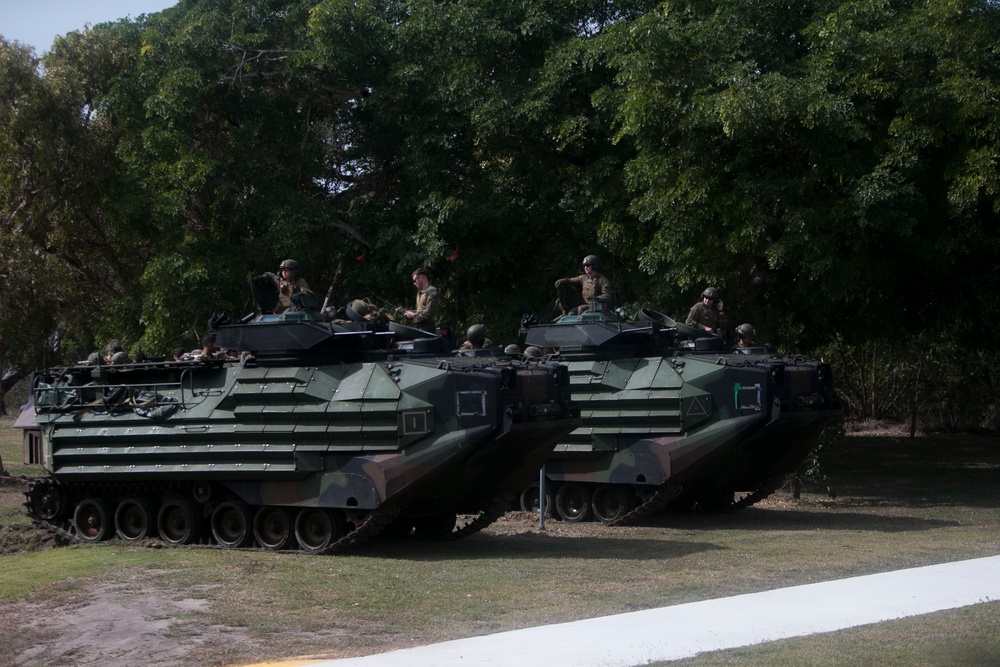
1,0,999,391
595,0,1000,347
819,331,1000,432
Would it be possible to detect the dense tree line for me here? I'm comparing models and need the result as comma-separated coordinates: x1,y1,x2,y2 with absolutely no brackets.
2,0,998,424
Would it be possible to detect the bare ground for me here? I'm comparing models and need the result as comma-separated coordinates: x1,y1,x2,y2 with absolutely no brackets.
2,585,240,667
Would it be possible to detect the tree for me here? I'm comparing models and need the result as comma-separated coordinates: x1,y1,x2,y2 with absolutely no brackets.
2,0,998,374
593,0,1000,347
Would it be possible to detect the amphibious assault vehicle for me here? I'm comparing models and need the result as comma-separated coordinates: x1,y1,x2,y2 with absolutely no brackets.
21,298,577,553
517,308,841,524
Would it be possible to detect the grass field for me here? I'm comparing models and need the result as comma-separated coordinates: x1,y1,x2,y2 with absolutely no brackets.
1,417,998,666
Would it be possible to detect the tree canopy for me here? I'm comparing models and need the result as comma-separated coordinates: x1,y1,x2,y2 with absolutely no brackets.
1,0,998,372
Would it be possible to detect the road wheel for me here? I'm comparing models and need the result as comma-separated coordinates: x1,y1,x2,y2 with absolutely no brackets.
157,499,202,545
519,484,553,515
591,486,634,525
254,506,294,551
115,498,157,541
74,498,116,542
555,483,592,522
211,501,254,548
294,508,344,553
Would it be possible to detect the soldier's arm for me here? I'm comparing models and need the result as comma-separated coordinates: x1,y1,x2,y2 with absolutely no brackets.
596,277,614,303
685,304,701,327
556,275,584,288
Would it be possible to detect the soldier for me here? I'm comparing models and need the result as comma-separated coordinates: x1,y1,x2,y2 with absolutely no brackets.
736,323,755,348
198,334,227,360
270,259,312,313
461,324,493,350
403,267,439,333
686,287,729,336
106,340,129,365
555,255,614,315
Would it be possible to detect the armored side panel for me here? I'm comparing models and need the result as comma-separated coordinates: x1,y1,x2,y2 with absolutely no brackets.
22,316,577,552
519,313,840,523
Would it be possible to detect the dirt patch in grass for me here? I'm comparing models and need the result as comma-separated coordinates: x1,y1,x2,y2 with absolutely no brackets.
1,581,257,666
0,524,59,555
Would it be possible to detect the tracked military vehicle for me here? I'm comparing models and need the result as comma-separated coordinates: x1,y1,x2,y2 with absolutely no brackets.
518,308,840,524
21,292,577,553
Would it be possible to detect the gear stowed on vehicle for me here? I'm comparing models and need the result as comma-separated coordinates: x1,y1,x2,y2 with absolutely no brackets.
516,308,841,525
19,289,578,554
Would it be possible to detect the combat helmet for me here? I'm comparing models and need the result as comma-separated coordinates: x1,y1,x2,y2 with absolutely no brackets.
466,324,488,347
582,255,601,269
736,323,754,339
701,287,719,300
279,259,300,279
346,299,372,322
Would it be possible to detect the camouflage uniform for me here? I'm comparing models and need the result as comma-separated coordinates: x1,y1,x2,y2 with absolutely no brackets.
686,301,728,334
269,273,311,312
411,285,439,333
556,272,614,314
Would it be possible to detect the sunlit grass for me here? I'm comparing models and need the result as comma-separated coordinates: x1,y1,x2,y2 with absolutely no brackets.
1,424,998,665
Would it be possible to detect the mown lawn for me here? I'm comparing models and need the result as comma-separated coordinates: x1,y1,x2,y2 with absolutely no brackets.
1,421,998,666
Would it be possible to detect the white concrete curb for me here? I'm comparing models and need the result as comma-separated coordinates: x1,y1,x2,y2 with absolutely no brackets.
308,555,1000,666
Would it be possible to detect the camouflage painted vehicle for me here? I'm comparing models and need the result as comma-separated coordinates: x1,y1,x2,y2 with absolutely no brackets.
21,300,577,553
517,308,841,524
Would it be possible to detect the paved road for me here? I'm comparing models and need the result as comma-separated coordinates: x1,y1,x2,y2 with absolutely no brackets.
247,555,1000,667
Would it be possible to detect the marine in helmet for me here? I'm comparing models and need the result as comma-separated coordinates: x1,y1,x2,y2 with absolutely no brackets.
736,323,755,348
269,259,312,313
555,254,615,315
686,287,729,335
403,267,439,333
105,340,129,365
461,324,493,350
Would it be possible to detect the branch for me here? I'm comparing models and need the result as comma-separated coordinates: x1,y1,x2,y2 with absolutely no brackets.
323,219,371,247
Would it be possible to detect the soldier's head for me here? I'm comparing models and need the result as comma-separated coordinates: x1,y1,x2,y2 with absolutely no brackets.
504,344,521,355
524,345,543,358
466,324,488,348
701,287,719,303
412,267,430,289
737,323,754,340
582,255,601,272
279,259,300,280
